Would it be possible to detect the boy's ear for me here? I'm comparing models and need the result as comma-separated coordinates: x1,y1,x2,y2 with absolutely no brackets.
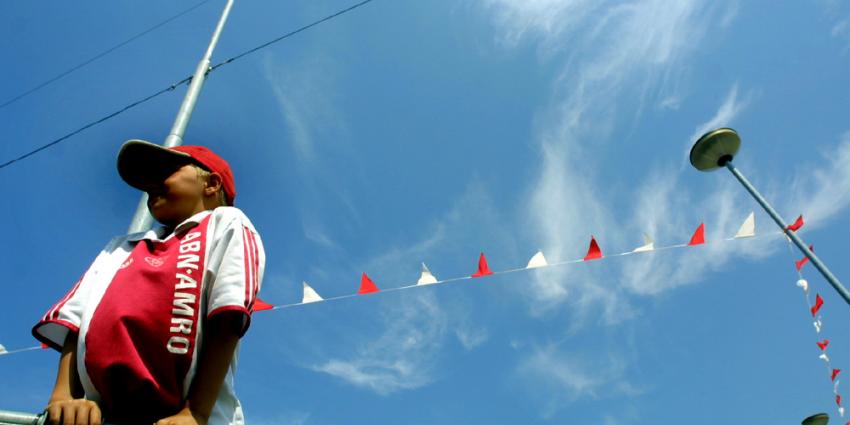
205,172,223,197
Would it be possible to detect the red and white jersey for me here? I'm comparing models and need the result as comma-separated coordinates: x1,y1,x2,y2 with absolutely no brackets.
33,207,265,425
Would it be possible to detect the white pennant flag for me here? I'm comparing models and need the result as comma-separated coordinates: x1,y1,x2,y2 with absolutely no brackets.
417,263,438,285
0,344,6,354
797,279,809,293
734,212,756,238
302,281,324,303
820,353,831,363
840,407,845,417
835,379,841,394
526,251,548,269
815,319,823,333
632,233,655,253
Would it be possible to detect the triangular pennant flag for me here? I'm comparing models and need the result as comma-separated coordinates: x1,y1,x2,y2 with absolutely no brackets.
358,272,380,294
837,379,842,394
837,394,842,407
734,212,755,238
583,236,603,261
471,253,494,278
838,406,844,417
688,223,705,246
632,233,655,253
815,319,823,334
819,339,831,351
821,353,831,362
797,279,810,293
253,298,274,311
834,369,842,382
0,344,5,354
788,215,805,232
526,251,548,269
812,294,824,317
302,281,324,303
41,343,48,350
796,246,814,271
417,263,438,285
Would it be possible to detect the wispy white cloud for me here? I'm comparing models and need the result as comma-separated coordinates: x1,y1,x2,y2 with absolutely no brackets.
311,292,447,395
515,343,643,418
786,132,850,227
261,53,345,162
492,0,739,324
480,0,750,415
455,326,489,350
687,84,747,148
304,181,509,395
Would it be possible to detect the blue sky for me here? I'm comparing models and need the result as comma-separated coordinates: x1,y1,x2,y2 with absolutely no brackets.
2,1,850,423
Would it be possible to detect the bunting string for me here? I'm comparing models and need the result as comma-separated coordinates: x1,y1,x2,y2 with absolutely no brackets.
0,213,804,357
785,218,848,423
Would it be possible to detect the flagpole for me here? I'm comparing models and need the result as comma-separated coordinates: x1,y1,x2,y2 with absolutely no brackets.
689,127,850,306
127,0,235,233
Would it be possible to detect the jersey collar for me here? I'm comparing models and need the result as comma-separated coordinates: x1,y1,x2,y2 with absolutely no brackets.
126,210,213,242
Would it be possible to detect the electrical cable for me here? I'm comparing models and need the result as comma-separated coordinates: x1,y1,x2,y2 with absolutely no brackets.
0,77,191,170
0,0,211,111
0,0,377,171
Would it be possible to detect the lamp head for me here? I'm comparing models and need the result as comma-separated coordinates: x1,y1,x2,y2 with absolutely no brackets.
802,413,829,425
689,127,741,171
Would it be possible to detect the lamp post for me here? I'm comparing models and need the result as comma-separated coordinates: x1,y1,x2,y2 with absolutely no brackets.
689,128,850,306
126,0,235,233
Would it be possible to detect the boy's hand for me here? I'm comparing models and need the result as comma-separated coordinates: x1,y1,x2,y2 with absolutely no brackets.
154,406,207,425
45,398,102,425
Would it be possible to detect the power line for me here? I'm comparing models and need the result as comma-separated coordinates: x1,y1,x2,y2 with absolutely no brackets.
0,0,211,111
0,77,192,170
209,0,375,72
0,0,377,171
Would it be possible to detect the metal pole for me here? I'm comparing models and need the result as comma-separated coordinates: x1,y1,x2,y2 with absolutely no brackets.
724,160,850,306
127,0,235,233
0,409,44,425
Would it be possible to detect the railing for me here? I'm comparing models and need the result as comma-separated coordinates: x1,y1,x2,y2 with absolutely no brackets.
0,410,44,425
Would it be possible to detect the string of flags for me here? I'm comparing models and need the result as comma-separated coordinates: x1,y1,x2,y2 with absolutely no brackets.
2,211,781,357
787,215,849,423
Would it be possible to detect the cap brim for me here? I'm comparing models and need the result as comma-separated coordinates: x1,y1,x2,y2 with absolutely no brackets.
117,140,195,191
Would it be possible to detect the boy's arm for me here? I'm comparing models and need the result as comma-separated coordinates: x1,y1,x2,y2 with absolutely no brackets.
45,332,102,425
155,311,244,425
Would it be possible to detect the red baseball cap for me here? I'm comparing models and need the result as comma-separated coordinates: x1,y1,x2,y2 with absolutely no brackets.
117,139,237,205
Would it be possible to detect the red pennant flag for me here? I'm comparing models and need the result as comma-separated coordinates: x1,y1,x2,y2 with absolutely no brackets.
812,294,824,317
583,236,603,261
787,215,805,232
41,343,48,350
688,223,705,246
818,339,831,351
838,394,842,406
253,298,274,311
833,369,842,381
471,253,494,278
358,272,380,294
796,245,814,271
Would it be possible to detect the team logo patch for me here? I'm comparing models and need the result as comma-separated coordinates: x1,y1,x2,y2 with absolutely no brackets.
144,256,166,268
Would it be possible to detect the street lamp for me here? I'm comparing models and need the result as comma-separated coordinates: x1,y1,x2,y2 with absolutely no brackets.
802,412,829,425
689,128,850,306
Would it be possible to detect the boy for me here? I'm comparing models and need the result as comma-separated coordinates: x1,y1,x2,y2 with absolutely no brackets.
33,140,266,425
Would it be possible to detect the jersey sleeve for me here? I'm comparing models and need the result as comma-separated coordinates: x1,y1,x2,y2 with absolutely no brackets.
32,238,120,351
205,210,266,336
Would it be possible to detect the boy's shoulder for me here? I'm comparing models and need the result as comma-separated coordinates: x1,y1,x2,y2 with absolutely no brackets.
207,206,260,234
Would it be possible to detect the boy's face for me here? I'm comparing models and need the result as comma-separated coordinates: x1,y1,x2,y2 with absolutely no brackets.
144,164,210,227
